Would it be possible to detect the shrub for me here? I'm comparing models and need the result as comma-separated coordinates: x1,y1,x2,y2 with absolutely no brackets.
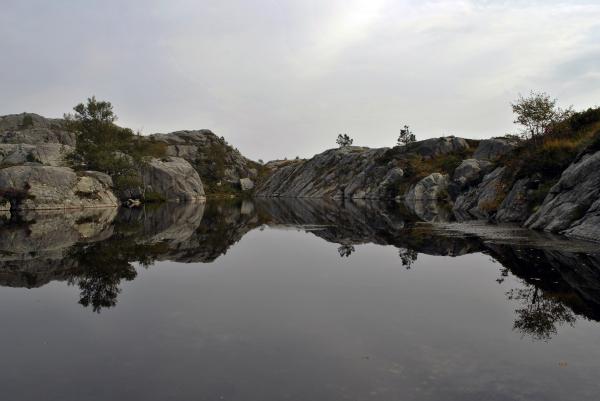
20,115,34,129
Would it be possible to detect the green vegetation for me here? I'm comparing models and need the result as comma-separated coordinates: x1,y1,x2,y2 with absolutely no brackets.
511,91,573,144
505,106,600,181
65,97,166,198
500,102,600,212
20,114,34,129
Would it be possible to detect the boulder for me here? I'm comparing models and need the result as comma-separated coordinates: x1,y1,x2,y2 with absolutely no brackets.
0,165,118,210
404,173,452,222
525,150,600,242
405,173,450,202
473,138,517,160
452,159,493,189
239,178,255,191
141,157,205,202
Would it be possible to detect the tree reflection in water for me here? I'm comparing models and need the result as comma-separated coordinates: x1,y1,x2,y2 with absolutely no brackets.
65,232,167,313
0,199,598,341
337,244,355,258
398,248,418,269
508,285,576,341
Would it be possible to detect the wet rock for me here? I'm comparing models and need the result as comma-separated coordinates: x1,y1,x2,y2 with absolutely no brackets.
526,150,600,242
405,173,449,201
404,173,451,222
473,138,517,160
141,157,205,202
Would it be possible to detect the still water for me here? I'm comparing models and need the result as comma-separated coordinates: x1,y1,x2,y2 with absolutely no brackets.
0,199,599,400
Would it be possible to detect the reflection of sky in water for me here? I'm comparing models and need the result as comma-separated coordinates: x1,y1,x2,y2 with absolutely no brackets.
0,200,599,400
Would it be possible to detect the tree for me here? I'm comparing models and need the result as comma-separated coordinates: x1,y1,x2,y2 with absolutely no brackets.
65,96,136,175
64,97,166,196
336,133,353,147
397,125,416,147
511,91,573,143
338,244,355,257
399,248,418,269
508,285,575,341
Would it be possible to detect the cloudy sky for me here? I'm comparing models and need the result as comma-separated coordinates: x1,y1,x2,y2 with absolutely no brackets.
1,0,599,160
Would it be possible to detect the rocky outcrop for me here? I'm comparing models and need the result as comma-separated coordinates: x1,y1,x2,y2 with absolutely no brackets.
0,113,76,146
410,136,470,159
150,130,260,191
256,137,474,199
0,166,118,210
453,167,507,220
495,177,535,222
525,150,600,242
473,138,517,160
0,143,73,166
451,159,493,190
141,157,206,202
256,146,397,198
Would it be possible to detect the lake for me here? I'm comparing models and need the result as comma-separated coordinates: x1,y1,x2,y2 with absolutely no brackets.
0,199,599,400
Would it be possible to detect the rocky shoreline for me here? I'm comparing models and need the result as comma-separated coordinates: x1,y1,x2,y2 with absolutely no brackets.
1,110,599,243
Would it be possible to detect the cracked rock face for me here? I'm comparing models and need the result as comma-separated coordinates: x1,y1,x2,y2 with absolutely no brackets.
526,150,600,242
453,167,506,220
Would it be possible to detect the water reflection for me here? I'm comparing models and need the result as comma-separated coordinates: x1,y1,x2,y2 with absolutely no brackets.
0,198,599,340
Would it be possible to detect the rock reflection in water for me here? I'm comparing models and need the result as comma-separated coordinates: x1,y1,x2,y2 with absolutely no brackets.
0,198,598,340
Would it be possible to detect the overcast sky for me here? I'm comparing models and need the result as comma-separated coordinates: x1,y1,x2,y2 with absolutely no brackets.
1,0,599,160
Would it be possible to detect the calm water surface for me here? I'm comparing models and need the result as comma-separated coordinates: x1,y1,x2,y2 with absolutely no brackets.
0,199,599,400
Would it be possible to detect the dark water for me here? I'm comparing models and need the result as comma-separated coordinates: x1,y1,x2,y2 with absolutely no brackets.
0,199,599,401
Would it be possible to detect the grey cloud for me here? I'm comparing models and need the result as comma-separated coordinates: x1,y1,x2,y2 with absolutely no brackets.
1,0,599,160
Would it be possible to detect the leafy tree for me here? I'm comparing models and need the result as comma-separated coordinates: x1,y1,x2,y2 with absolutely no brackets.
397,125,416,147
65,97,166,196
336,133,353,147
511,91,573,143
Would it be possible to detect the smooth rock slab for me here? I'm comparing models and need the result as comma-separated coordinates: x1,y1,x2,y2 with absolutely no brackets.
0,165,118,210
141,157,205,202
